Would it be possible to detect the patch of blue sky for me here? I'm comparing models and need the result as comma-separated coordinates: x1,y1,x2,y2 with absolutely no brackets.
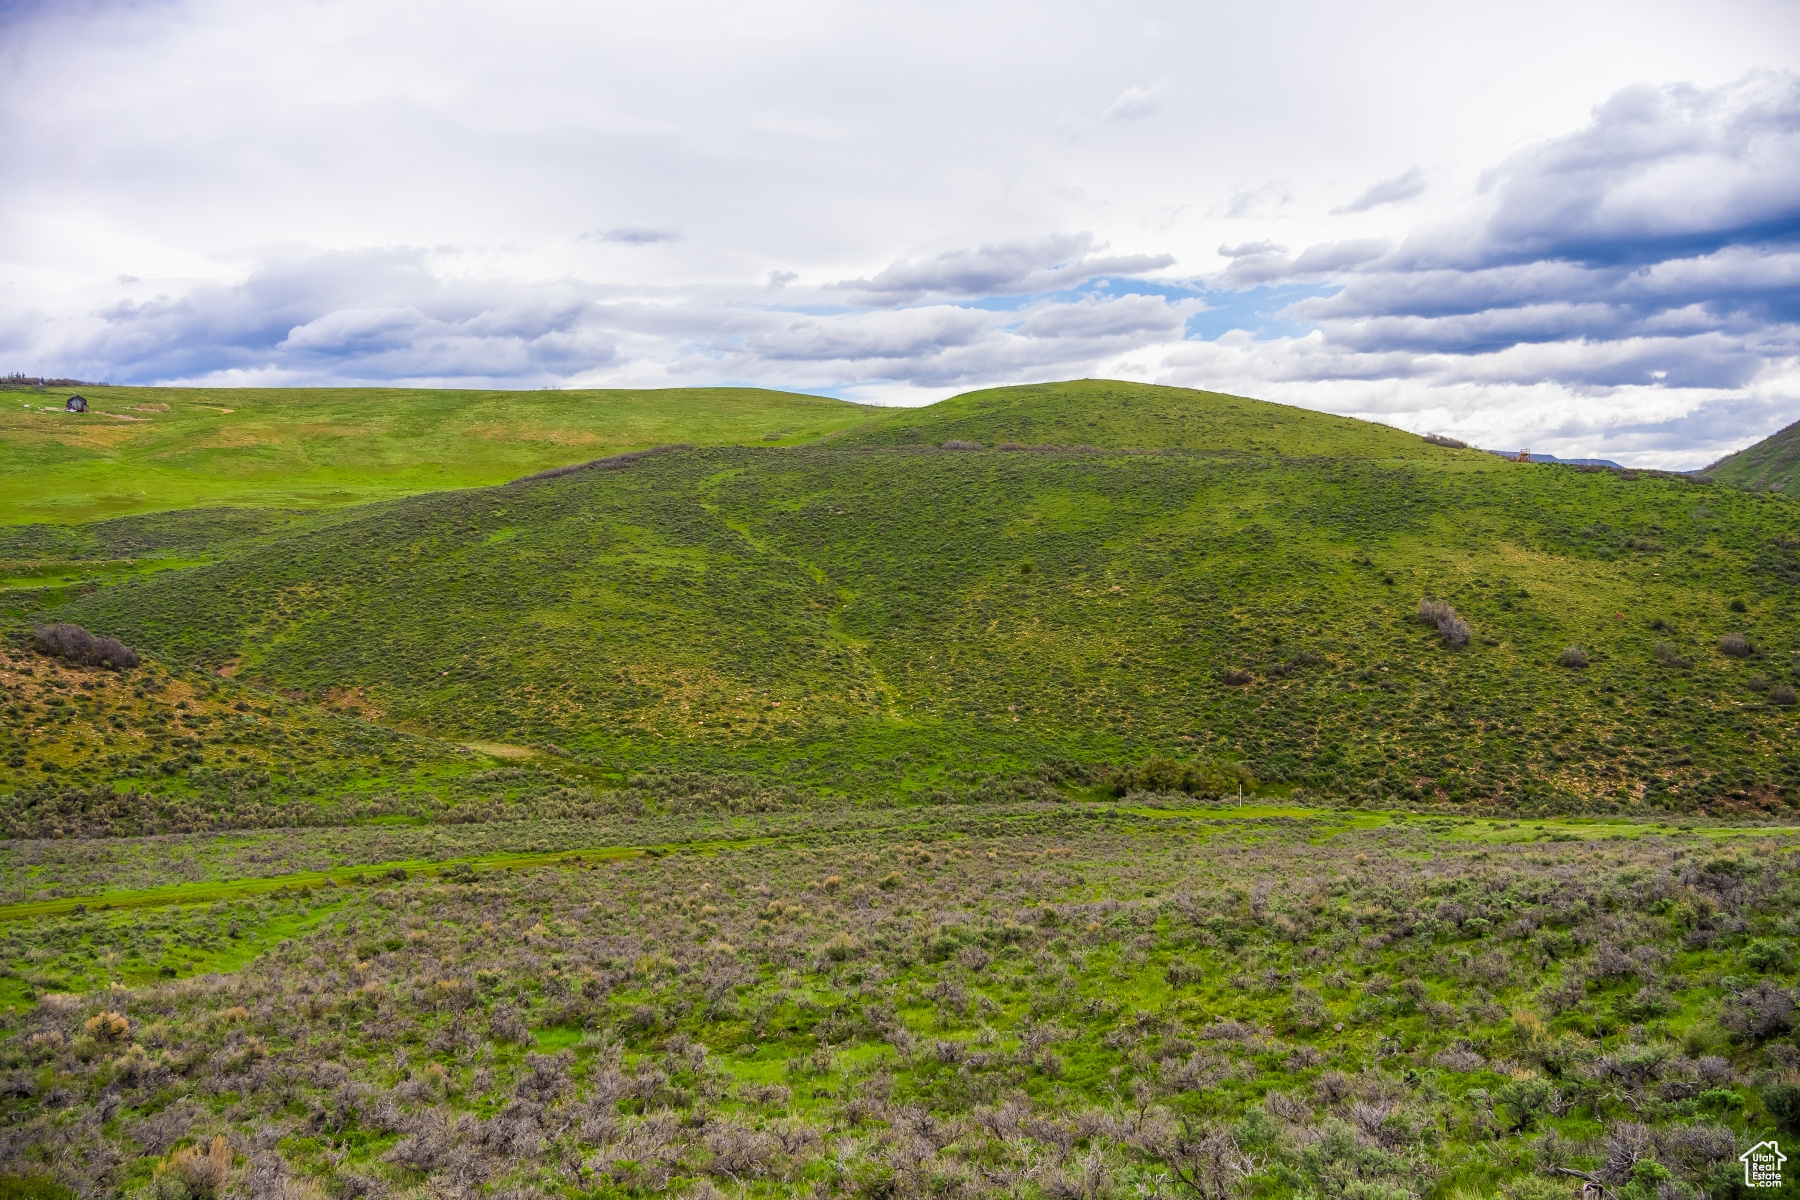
750,302,872,317
1020,276,1338,339
1179,282,1341,340
787,383,882,401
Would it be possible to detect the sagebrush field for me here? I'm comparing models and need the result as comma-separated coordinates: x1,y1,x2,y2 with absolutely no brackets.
2,380,1799,1200
2,796,1798,1200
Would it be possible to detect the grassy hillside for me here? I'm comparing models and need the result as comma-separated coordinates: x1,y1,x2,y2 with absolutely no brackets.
40,382,1800,814
0,632,493,822
0,383,873,524
1707,416,1800,494
846,378,1438,458
0,508,321,616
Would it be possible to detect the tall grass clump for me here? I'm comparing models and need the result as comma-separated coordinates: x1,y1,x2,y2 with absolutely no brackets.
153,1136,232,1200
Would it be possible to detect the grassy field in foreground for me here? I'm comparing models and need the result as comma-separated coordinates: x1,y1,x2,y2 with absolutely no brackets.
1,804,1796,1200
0,384,874,523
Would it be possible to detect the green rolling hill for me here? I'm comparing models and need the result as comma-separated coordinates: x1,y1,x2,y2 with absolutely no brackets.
0,383,873,523
17,380,1797,815
839,378,1438,457
1706,416,1800,494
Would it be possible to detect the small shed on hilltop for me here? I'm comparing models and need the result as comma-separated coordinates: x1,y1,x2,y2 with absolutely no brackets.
65,394,87,413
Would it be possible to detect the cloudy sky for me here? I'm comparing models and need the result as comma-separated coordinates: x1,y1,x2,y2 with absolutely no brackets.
4,0,1799,466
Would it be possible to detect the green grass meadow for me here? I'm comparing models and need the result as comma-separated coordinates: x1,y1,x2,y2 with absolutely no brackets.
2,379,1800,1200
2,384,874,524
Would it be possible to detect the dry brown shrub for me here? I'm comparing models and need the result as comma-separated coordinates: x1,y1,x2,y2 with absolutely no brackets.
32,623,141,670
1416,597,1472,647
157,1136,233,1200
83,1010,130,1043
1432,1045,1486,1071
1263,1090,1312,1122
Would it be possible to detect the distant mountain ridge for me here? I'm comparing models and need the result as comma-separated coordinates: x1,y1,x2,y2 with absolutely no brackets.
1421,433,1624,469
1481,449,1625,468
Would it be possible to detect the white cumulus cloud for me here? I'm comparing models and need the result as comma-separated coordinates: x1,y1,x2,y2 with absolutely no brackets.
0,1,1796,465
